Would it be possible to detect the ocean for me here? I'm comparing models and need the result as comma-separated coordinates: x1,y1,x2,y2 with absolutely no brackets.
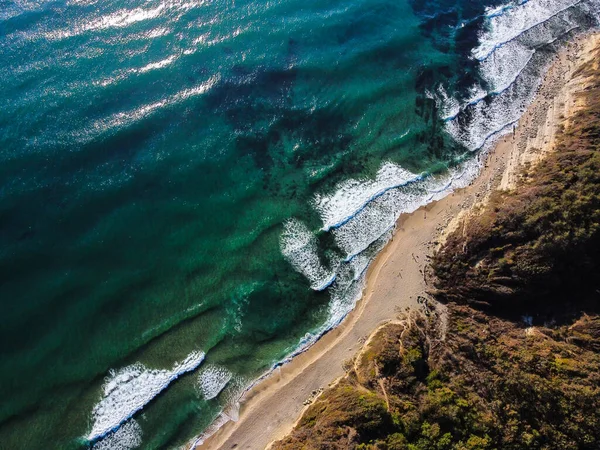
1,0,599,448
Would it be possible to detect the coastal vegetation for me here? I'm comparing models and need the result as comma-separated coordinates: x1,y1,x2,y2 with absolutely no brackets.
272,45,600,450
274,306,600,450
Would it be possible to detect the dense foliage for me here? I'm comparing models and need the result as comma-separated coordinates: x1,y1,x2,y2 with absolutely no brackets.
273,308,600,450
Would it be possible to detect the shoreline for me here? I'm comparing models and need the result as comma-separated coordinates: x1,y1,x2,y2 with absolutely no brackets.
191,32,600,450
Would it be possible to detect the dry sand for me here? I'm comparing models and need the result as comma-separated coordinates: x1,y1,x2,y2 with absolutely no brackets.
191,32,600,450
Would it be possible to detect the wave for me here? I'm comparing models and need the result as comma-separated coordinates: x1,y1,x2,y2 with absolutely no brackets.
197,365,233,401
189,375,249,447
280,219,337,291
473,0,585,60
324,266,371,331
87,350,205,442
581,0,600,17
332,187,421,261
313,162,421,231
432,85,462,121
484,0,529,19
441,3,588,131
479,41,536,95
443,0,597,150
91,419,142,450
335,154,484,258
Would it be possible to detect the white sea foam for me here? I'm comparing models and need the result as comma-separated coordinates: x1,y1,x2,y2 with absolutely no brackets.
347,252,372,281
473,0,583,60
197,365,233,400
91,419,142,450
324,268,368,330
427,85,461,121
446,0,592,150
313,162,420,231
581,0,600,18
323,229,392,328
439,2,585,145
280,218,337,291
328,152,483,263
332,188,419,260
341,156,478,278
464,84,488,105
479,40,535,94
484,0,527,19
87,350,205,442
435,85,462,120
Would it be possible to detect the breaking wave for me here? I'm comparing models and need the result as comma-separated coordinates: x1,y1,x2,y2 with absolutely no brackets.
280,219,337,291
474,0,586,60
87,351,205,442
91,420,142,450
313,163,422,232
445,0,599,150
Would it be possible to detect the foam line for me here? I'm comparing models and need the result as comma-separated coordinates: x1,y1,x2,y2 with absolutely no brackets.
473,0,584,60
433,85,462,121
91,419,142,450
190,376,251,447
440,45,535,121
443,13,579,124
311,272,338,291
451,1,594,150
87,351,205,442
480,42,536,94
280,218,337,291
334,153,486,262
484,0,530,19
332,188,421,261
313,162,421,231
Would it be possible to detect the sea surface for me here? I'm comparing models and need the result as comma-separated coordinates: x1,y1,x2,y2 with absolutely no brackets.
1,0,599,448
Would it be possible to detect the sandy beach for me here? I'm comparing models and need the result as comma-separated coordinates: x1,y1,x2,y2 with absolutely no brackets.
192,32,600,450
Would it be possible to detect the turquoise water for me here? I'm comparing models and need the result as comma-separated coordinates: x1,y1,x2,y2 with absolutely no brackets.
1,0,599,448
